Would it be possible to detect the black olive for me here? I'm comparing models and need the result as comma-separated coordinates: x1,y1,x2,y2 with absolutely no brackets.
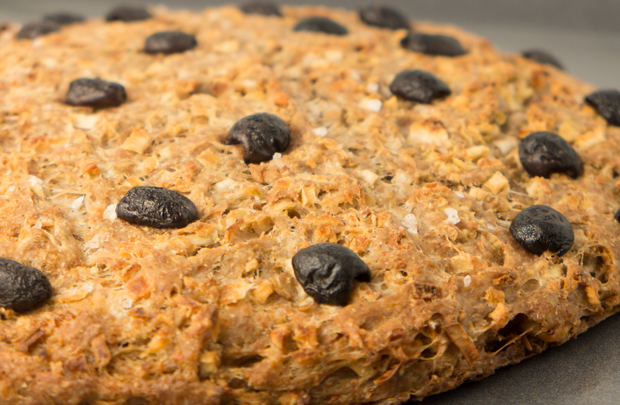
521,49,564,70
615,208,620,224
144,31,197,55
225,113,290,164
116,186,198,229
519,131,582,179
65,78,127,109
17,20,60,40
106,6,152,22
292,243,371,306
400,32,466,57
390,69,451,104
358,5,409,30
509,205,574,257
293,17,348,36
585,90,620,127
43,12,85,26
239,1,282,17
0,258,52,312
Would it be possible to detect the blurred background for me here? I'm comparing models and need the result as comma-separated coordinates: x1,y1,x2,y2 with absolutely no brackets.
2,0,620,88
2,1,620,404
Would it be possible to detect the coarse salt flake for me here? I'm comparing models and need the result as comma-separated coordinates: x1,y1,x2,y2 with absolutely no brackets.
71,196,85,210
464,275,472,287
121,298,133,309
104,204,117,221
402,214,418,235
84,235,101,250
81,282,95,294
215,178,238,192
444,208,461,225
367,82,379,93
358,169,378,184
454,191,465,198
34,221,42,229
313,127,328,137
241,79,256,88
361,99,383,112
28,176,43,186
74,114,99,131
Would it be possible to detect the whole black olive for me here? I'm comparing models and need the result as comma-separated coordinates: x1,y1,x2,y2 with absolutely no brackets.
65,78,127,109
0,258,52,312
225,113,290,164
292,243,371,306
116,186,198,229
293,17,348,36
390,69,451,104
509,205,574,257
519,131,582,179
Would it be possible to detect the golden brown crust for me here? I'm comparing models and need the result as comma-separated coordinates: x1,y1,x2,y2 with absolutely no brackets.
1,4,619,405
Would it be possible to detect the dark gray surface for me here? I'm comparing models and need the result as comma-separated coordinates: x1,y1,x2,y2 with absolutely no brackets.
1,1,620,404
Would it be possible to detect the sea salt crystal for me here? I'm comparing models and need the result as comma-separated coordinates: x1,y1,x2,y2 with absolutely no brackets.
367,82,379,93
121,298,133,309
454,191,465,198
312,127,328,137
271,153,285,169
361,99,383,112
74,114,99,130
215,178,237,192
84,235,101,250
359,169,378,184
34,221,42,229
464,275,472,287
444,208,461,225
241,79,256,88
81,282,95,294
402,214,418,235
28,176,43,186
71,196,85,210
104,204,117,221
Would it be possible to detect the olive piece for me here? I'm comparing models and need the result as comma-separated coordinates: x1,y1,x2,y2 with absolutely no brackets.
0,258,52,312
615,208,620,224
65,78,127,109
519,131,582,179
116,186,198,229
292,243,371,306
17,20,60,40
239,1,282,16
400,32,466,57
144,31,197,55
521,49,564,70
358,5,409,30
585,90,620,127
509,205,574,257
106,6,152,22
293,17,348,36
43,12,85,26
390,69,451,104
225,113,290,164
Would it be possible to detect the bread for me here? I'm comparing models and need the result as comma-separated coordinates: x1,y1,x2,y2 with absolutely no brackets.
1,3,620,404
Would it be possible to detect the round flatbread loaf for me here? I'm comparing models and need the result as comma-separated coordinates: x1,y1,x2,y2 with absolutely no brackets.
1,4,619,405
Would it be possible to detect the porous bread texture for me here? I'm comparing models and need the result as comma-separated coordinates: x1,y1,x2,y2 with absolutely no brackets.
1,4,620,405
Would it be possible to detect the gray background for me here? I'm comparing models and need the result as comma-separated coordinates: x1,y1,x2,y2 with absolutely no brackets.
2,1,620,404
